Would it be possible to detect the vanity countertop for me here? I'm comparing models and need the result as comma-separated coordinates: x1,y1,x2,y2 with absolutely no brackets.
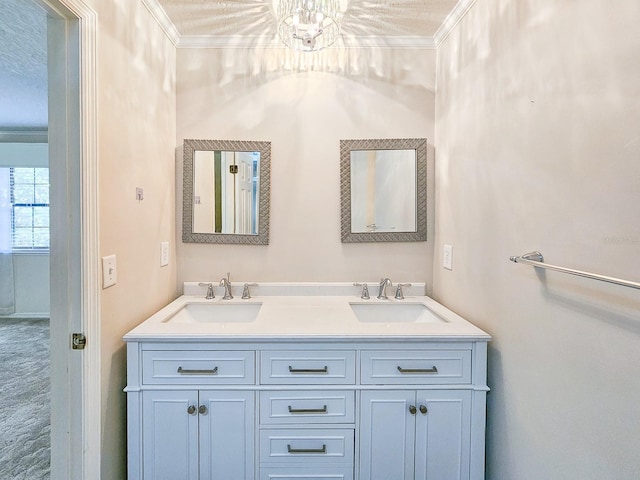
123,294,490,342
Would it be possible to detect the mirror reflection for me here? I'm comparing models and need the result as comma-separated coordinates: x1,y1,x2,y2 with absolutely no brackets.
340,138,427,243
193,150,260,235
350,149,416,233
183,139,270,245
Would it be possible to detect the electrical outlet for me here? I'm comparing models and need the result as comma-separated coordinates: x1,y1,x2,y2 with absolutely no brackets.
136,187,144,201
160,242,169,267
443,244,453,270
102,255,117,288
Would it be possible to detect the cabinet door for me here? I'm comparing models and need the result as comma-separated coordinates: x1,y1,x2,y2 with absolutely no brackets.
199,390,255,480
142,390,199,480
414,390,472,480
359,390,415,480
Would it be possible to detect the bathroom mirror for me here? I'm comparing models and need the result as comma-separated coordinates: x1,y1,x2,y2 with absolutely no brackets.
183,139,270,245
340,138,427,243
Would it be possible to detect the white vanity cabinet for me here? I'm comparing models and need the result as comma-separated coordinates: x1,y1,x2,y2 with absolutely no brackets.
126,340,488,480
125,292,489,480
127,346,256,480
258,349,356,480
141,389,254,480
359,389,471,480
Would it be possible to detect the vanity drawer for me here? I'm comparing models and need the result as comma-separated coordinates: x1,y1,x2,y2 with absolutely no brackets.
360,349,471,385
260,429,354,465
142,350,255,385
260,467,353,480
260,351,356,385
260,391,355,424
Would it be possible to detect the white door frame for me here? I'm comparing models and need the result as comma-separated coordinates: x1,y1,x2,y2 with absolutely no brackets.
44,0,100,478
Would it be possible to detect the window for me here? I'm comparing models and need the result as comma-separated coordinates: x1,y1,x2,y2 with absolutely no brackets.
0,167,50,251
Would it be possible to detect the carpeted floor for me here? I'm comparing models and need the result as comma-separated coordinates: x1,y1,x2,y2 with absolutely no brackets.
0,318,50,480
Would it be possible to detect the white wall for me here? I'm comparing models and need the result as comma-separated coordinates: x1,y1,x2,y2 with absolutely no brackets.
82,1,178,478
177,47,436,287
434,1,640,478
12,254,49,315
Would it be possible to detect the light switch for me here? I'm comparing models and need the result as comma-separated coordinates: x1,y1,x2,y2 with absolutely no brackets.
102,255,117,288
443,244,453,270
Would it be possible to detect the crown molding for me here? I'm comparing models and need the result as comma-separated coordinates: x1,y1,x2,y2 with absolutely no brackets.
141,0,180,47
341,35,436,49
178,35,282,49
433,0,477,47
178,34,436,49
145,0,472,50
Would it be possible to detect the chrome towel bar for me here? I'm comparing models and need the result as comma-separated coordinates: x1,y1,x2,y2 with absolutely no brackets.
509,251,640,290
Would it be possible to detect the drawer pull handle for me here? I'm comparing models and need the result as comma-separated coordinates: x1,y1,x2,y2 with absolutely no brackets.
397,366,438,374
288,405,328,414
288,366,328,374
287,444,327,454
177,366,219,375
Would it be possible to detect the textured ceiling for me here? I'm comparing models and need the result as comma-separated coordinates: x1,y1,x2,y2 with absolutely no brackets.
157,0,459,38
0,0,48,130
0,0,461,131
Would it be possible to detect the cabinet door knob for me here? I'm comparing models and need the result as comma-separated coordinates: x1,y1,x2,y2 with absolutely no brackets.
409,405,417,415
187,405,197,415
419,404,428,415
198,405,208,415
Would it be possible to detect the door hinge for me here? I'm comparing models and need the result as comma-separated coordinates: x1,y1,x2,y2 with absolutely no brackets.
72,333,87,350
229,164,238,174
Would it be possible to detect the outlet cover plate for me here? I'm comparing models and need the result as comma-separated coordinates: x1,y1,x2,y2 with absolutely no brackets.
443,244,453,270
160,242,169,267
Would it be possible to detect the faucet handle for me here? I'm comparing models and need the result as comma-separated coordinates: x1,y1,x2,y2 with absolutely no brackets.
198,282,215,299
242,283,258,299
395,283,412,300
353,283,370,300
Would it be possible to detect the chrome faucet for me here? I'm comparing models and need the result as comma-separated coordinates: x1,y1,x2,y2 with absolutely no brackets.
219,272,233,300
198,282,215,300
377,278,393,300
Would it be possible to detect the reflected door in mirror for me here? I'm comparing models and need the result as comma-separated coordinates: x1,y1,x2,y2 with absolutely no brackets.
193,150,260,235
350,149,416,233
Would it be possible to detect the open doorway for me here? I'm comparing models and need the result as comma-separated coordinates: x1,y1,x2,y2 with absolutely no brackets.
0,1,51,478
0,0,100,478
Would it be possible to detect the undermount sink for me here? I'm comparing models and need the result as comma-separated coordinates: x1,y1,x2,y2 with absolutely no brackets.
165,302,262,324
349,302,446,323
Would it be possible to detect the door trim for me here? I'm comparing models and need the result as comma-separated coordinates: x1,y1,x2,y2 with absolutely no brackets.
44,0,100,478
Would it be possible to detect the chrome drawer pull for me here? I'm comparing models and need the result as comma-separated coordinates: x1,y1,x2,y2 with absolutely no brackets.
287,444,327,454
397,365,438,374
177,366,219,375
288,405,328,414
288,365,328,374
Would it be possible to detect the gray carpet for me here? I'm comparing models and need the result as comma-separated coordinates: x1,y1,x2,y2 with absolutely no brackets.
0,318,50,480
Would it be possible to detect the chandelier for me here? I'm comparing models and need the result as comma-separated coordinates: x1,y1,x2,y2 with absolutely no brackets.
277,0,341,52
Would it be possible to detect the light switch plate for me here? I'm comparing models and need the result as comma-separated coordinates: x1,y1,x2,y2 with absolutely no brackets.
102,255,117,288
160,242,169,267
443,244,453,270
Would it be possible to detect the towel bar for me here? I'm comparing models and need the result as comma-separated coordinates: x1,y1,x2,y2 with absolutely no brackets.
509,251,640,290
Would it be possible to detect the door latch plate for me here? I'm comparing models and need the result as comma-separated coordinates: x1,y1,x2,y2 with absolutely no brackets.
72,333,87,350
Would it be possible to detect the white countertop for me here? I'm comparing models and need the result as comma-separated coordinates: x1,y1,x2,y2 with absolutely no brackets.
123,293,491,343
